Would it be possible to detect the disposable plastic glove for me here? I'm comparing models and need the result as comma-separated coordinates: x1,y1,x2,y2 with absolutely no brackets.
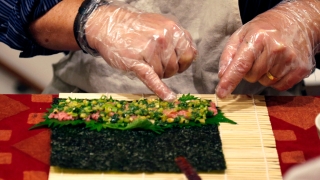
83,1,197,101
216,0,320,98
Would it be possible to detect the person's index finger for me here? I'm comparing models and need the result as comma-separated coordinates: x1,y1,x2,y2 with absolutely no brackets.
218,31,242,78
216,41,259,99
216,62,249,99
132,63,177,101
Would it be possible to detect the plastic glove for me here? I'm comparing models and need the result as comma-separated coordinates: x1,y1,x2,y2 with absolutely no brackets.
83,1,197,101
216,0,320,99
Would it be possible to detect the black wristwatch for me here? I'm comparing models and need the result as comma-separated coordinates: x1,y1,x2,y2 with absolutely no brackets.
73,0,110,56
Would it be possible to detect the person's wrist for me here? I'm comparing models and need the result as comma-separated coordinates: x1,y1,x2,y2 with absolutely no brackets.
73,0,110,56
85,3,141,57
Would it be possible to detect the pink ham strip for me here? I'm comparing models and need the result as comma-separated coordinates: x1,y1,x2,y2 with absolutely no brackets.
48,112,74,121
208,102,218,115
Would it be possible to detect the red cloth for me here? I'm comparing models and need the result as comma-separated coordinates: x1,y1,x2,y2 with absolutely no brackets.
0,95,56,180
0,94,320,180
266,96,320,175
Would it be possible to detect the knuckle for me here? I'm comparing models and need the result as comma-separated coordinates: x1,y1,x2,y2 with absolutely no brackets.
273,79,295,91
272,81,291,91
288,51,298,61
289,63,311,77
276,84,292,91
244,74,259,83
270,43,286,53
180,48,194,61
167,20,178,28
233,60,251,75
246,78,257,83
258,79,269,87
283,51,297,63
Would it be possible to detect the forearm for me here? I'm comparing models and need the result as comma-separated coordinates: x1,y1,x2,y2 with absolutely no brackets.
29,0,83,51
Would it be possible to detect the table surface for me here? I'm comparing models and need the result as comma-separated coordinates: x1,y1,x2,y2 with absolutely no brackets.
0,94,320,180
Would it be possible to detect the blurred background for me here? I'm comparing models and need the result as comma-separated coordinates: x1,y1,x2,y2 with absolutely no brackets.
0,42,319,95
0,42,63,94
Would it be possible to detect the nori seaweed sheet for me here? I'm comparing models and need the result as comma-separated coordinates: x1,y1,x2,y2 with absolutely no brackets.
50,124,226,172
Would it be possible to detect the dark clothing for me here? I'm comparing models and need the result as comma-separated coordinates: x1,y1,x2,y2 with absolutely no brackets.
238,0,282,24
0,0,62,57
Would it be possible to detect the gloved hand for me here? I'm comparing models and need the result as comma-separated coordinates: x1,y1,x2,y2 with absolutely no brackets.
216,0,320,98
82,1,197,101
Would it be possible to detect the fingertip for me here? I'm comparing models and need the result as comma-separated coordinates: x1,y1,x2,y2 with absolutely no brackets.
216,76,237,99
215,85,229,99
155,84,177,102
162,91,177,102
154,85,177,102
134,64,177,102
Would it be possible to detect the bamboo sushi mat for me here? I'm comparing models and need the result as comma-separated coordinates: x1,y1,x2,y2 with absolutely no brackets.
48,93,282,180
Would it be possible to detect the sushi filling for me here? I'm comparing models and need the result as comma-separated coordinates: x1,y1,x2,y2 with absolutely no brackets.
48,95,218,126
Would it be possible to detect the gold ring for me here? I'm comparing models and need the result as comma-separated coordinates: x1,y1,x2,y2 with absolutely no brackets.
266,72,278,81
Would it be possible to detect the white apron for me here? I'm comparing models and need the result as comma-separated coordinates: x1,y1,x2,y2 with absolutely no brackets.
43,0,302,96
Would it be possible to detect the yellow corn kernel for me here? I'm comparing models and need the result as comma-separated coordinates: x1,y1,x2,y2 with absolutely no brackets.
167,118,174,123
147,98,154,104
71,113,78,118
124,118,130,123
80,113,87,118
104,107,111,113
155,103,160,108
129,117,134,122
118,118,124,123
91,100,97,105
161,115,167,122
139,104,146,109
179,117,186,124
